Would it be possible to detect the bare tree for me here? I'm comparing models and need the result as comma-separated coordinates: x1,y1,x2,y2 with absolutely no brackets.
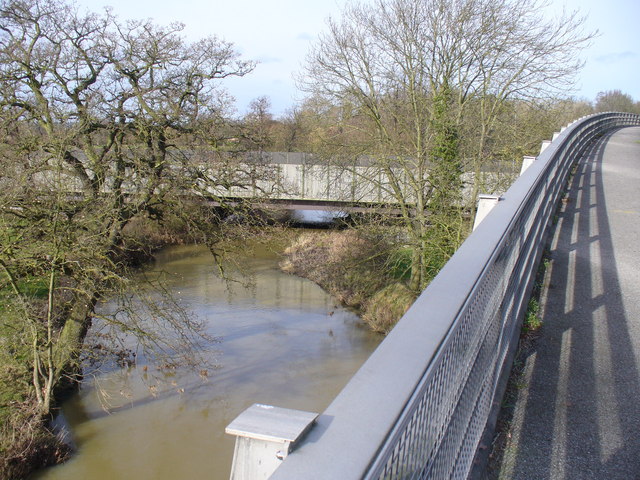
595,90,639,114
0,0,255,416
242,95,274,151
300,0,594,290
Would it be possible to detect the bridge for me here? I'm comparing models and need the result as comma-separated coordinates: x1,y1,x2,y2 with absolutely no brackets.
224,112,640,479
493,122,640,478
195,151,517,212
28,146,515,215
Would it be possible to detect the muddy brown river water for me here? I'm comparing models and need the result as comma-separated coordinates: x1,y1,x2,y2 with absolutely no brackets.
31,243,381,480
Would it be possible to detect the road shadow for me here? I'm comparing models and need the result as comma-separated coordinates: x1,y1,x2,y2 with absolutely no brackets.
490,129,640,479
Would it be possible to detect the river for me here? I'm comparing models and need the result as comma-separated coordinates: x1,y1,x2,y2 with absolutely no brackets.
31,242,381,480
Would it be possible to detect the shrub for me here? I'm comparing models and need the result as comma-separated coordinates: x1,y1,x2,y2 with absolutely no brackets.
281,230,392,308
0,397,70,480
281,230,417,332
362,283,416,333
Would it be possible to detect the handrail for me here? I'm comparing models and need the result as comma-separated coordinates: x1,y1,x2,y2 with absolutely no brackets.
268,112,640,480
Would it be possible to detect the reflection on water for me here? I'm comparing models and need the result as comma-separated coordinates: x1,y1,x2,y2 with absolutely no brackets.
32,244,381,480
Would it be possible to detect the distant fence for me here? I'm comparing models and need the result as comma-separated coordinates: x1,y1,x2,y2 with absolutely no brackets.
255,112,640,479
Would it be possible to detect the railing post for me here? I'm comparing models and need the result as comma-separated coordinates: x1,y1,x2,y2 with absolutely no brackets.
225,404,318,480
539,139,552,153
520,155,537,175
473,194,502,231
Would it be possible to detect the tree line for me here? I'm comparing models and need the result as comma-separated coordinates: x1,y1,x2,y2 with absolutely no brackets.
267,0,596,291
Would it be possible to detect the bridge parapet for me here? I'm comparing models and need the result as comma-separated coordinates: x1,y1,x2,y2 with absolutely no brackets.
229,112,640,479
22,146,516,210
197,151,517,206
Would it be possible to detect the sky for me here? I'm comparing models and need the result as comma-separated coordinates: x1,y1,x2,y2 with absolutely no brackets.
74,0,640,117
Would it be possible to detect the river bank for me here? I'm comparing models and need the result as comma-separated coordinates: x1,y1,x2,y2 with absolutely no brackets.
1,215,387,479
280,229,416,333
0,211,213,480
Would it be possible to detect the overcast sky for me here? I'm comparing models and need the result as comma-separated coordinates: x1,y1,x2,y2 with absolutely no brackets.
76,0,640,117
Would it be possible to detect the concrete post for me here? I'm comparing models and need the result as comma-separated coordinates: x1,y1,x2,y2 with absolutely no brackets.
473,194,502,231
520,156,537,175
539,140,552,153
225,404,318,480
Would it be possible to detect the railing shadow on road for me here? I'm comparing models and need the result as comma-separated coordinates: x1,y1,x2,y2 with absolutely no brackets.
496,128,640,479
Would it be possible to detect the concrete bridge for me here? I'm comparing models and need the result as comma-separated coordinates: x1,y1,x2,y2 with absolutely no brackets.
224,112,640,480
27,148,516,214
195,151,517,211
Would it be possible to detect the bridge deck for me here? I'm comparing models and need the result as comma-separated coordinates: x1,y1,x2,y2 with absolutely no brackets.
492,126,640,479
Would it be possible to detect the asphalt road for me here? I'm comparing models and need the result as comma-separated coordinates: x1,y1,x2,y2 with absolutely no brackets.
493,126,640,480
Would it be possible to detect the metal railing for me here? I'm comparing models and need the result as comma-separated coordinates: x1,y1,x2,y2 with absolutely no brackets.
268,112,640,480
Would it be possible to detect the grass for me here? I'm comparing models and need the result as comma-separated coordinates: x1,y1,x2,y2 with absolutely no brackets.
0,274,50,312
362,283,416,333
8,277,49,298
485,251,552,477
523,298,542,333
0,310,32,426
522,248,552,335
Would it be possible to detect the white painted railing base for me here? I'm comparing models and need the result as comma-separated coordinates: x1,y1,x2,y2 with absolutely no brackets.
225,404,318,480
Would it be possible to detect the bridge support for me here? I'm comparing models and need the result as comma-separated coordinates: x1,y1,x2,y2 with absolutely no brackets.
539,139,552,153
225,404,318,480
520,155,537,175
473,194,502,231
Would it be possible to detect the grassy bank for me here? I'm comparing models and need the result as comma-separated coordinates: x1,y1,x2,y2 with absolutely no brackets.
0,278,72,478
280,230,416,333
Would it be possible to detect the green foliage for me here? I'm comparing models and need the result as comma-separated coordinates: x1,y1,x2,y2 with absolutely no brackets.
523,298,542,333
0,358,30,425
429,86,463,217
0,310,32,438
362,283,415,334
427,88,465,273
1,276,49,303
419,213,469,286
521,250,552,335
387,248,413,282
